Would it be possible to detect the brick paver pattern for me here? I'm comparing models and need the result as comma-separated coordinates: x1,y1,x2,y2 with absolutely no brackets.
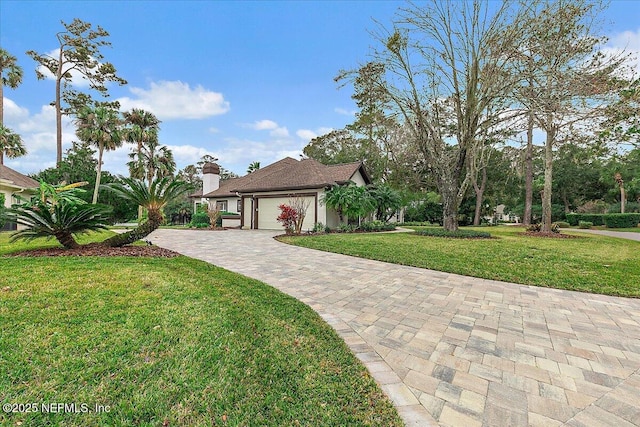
149,229,640,427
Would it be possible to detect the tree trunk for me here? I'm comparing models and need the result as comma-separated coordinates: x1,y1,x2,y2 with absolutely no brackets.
523,110,534,226
56,49,63,166
541,127,555,233
0,82,4,126
102,208,163,247
93,144,104,204
442,189,459,231
620,184,626,213
473,168,487,226
55,231,79,249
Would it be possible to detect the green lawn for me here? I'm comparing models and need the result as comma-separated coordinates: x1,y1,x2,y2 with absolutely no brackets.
0,232,401,426
279,226,640,297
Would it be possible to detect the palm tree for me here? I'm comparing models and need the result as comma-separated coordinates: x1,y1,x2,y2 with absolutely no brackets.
0,48,23,125
123,108,160,159
5,181,111,249
127,138,176,189
247,161,261,174
75,105,123,203
0,124,27,165
100,177,192,247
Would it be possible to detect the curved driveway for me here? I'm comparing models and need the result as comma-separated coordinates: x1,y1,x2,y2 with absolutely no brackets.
148,229,640,427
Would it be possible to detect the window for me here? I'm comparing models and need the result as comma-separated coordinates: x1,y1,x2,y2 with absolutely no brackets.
237,199,242,212
216,200,227,212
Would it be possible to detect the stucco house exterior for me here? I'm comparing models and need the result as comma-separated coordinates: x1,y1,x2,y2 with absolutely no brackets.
0,164,39,231
191,157,371,230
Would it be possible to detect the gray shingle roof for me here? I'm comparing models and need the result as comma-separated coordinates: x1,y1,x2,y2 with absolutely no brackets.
199,157,370,198
0,164,39,189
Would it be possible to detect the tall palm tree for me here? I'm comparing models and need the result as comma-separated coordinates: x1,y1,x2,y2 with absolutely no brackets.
0,48,23,126
0,124,27,165
75,105,123,203
127,138,176,189
123,108,160,158
100,176,192,247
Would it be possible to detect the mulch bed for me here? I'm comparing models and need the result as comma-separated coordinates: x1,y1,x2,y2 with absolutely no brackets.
522,231,580,239
4,243,180,258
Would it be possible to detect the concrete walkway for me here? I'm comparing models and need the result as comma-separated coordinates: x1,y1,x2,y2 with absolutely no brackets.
148,229,640,427
565,228,640,242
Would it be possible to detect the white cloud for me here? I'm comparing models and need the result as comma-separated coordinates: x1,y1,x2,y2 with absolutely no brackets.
117,80,230,120
244,119,289,138
296,127,333,142
605,28,640,76
335,107,357,116
249,119,278,130
2,97,30,121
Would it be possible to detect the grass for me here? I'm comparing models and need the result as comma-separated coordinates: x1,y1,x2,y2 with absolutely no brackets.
0,232,402,426
279,226,640,297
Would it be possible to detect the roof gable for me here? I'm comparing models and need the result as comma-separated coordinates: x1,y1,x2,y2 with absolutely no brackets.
198,157,372,198
0,164,39,189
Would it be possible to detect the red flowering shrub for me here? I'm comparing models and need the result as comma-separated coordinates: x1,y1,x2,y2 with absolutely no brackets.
277,204,298,234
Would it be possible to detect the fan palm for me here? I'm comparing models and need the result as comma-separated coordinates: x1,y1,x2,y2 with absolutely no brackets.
127,138,176,189
100,177,192,247
0,48,23,125
75,105,123,203
0,124,27,165
123,108,160,165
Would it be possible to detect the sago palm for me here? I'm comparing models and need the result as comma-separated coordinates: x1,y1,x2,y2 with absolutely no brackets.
100,176,192,247
4,181,111,249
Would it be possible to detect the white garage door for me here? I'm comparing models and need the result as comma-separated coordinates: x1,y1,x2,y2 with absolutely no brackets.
257,196,316,231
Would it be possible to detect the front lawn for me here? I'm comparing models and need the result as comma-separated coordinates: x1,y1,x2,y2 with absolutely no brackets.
0,232,401,426
279,226,640,297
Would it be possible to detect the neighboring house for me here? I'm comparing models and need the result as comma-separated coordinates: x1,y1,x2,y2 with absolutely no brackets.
0,164,39,231
191,157,371,230
486,204,520,224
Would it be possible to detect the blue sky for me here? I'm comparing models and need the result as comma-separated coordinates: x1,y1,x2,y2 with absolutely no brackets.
1,0,639,177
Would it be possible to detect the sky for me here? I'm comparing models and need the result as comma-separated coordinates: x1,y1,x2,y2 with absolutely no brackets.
1,0,639,178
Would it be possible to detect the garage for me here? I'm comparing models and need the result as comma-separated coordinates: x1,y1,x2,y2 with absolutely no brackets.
255,195,317,231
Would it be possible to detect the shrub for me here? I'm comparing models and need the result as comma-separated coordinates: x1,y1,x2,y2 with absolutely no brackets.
565,213,605,226
336,224,357,233
0,193,5,229
578,221,593,229
400,221,432,226
276,204,298,234
607,202,640,213
603,213,640,228
554,221,570,228
359,220,396,232
190,212,210,228
526,223,541,232
312,222,325,234
577,200,608,214
414,228,491,239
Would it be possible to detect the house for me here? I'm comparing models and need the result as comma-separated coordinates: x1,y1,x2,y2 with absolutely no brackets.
486,204,520,224
0,164,39,231
191,157,371,230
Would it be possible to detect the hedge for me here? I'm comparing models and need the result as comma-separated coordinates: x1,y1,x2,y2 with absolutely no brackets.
603,213,640,228
565,213,605,226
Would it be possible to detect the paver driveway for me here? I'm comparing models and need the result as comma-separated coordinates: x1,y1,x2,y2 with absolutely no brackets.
148,229,640,427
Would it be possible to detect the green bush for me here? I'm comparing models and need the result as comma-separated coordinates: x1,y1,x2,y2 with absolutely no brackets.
607,202,640,213
554,221,571,228
565,213,605,226
400,221,432,226
0,193,5,229
603,213,640,228
414,228,491,239
189,212,210,228
359,220,396,232
578,221,593,229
